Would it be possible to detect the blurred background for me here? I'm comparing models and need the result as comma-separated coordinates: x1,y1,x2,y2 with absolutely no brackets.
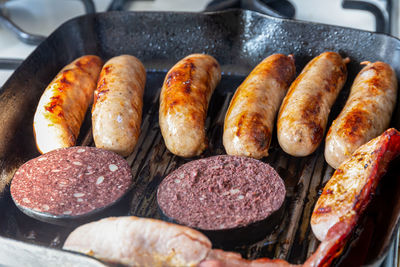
0,0,398,86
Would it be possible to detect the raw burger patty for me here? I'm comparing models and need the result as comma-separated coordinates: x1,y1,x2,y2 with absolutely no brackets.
157,155,285,230
11,146,132,216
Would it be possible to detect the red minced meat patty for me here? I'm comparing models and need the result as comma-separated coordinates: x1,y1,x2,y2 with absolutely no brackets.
11,146,132,216
157,155,286,230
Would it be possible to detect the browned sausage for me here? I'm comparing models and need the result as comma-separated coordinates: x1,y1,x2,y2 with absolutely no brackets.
159,54,221,157
324,61,397,169
33,55,103,154
63,216,212,267
277,52,349,156
223,54,296,159
92,55,146,156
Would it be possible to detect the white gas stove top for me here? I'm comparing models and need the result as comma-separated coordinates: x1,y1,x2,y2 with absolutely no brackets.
0,0,393,87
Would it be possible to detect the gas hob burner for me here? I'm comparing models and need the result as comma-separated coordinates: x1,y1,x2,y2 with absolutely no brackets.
205,0,393,34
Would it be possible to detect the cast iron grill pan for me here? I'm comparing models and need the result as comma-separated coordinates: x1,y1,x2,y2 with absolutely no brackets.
0,10,400,266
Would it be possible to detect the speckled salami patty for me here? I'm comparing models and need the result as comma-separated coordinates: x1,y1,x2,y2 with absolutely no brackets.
11,146,132,216
157,155,285,230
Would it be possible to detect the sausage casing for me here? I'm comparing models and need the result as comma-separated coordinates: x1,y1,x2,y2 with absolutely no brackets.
33,55,103,154
223,54,296,159
63,216,212,267
159,54,221,157
92,55,146,156
277,52,349,156
324,61,397,169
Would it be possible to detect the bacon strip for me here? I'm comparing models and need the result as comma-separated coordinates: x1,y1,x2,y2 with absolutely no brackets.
305,128,400,266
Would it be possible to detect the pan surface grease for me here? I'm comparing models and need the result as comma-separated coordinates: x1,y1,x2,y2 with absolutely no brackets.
1,10,400,267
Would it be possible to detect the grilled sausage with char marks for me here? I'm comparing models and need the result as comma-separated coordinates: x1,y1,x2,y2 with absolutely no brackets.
324,61,397,169
277,52,349,157
92,55,146,157
33,55,103,154
223,54,296,159
159,54,221,157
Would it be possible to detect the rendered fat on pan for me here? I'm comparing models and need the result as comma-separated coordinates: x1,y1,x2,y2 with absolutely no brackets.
223,54,296,159
159,54,221,158
33,55,103,154
92,55,146,157
324,61,398,169
277,52,349,157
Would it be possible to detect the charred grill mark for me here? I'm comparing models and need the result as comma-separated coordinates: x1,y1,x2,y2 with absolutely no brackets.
75,56,98,70
302,96,322,118
44,102,58,113
301,93,324,144
315,206,332,214
236,113,270,151
165,60,195,93
57,69,74,93
250,114,270,150
94,78,108,106
165,73,174,87
340,108,370,142
104,65,112,74
183,80,192,94
60,77,71,86
45,95,63,113
236,114,245,137
268,55,296,87
97,89,109,99
97,78,107,92
324,189,334,195
75,61,83,69
182,60,195,94
307,122,324,145
367,76,385,92
318,52,347,93
73,56,102,79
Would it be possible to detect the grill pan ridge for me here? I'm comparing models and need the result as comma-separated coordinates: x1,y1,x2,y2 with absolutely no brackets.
0,9,400,266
